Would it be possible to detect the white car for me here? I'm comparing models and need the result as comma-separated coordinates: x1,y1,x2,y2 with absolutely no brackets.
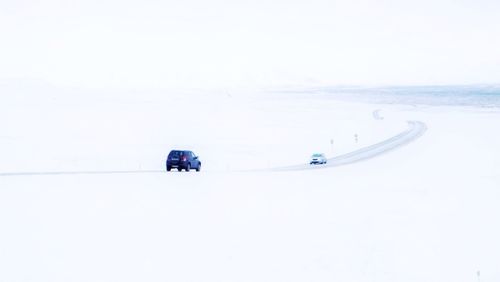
310,153,327,165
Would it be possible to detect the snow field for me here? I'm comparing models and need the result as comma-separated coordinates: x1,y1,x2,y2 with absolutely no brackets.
1,89,500,282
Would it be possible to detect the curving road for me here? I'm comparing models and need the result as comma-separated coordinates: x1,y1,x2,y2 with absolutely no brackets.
270,120,427,171
0,120,427,176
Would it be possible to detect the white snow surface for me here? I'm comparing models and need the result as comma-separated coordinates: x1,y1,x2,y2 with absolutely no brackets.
1,89,500,282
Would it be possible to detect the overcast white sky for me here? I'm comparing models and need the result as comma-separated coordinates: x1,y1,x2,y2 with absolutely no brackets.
1,0,499,89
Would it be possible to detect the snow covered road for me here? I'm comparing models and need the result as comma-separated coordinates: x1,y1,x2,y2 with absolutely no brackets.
272,120,427,171
0,121,427,176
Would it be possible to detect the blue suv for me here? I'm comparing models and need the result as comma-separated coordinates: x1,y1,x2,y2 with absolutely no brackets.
166,150,201,172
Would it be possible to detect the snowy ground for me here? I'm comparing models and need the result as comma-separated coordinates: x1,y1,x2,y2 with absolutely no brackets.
1,88,500,282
